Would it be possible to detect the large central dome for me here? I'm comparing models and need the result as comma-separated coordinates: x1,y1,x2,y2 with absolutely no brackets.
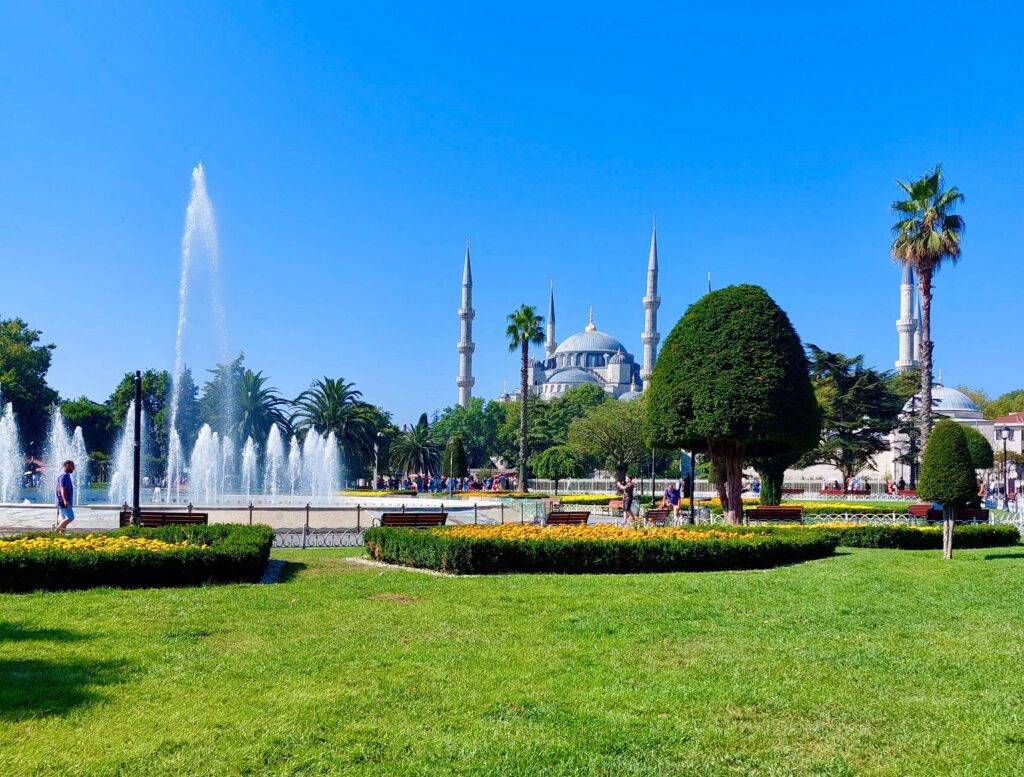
554,329,627,355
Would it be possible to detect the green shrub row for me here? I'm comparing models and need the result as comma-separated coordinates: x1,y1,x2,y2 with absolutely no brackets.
0,524,274,594
812,523,1020,550
363,527,838,575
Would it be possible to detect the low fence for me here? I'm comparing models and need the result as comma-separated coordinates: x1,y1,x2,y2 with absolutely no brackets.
526,479,904,498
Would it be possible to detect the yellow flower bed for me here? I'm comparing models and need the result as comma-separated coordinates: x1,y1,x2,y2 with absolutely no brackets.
0,534,200,554
440,524,757,542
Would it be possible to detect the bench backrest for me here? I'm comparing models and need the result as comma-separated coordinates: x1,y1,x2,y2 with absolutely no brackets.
546,511,589,526
645,508,671,526
119,511,210,528
607,499,623,509
909,505,990,523
379,512,447,528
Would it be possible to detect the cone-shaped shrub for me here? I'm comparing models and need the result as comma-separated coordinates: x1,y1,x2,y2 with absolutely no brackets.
918,419,977,508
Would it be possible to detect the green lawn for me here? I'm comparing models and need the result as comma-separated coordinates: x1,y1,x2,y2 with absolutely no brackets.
2,546,1024,775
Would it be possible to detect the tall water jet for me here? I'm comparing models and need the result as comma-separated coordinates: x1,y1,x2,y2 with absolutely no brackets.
0,391,23,503
287,435,302,495
241,437,259,497
42,408,88,502
322,431,341,497
264,425,285,498
302,429,324,497
166,428,183,503
188,424,221,504
166,163,228,501
220,436,236,494
109,401,147,506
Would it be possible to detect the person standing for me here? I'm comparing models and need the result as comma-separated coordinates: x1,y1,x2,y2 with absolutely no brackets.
617,475,636,521
54,460,76,533
662,480,681,523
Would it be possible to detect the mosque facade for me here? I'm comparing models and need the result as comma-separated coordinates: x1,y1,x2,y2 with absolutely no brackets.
457,221,660,406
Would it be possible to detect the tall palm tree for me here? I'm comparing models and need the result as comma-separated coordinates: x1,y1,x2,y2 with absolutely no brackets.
891,165,965,444
505,304,545,491
233,369,292,444
389,421,440,475
291,378,379,468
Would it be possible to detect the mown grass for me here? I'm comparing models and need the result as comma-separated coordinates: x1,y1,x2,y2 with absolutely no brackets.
2,546,1023,775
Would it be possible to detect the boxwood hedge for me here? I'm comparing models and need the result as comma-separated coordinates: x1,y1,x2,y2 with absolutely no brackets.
364,527,838,575
813,523,1020,550
0,524,274,594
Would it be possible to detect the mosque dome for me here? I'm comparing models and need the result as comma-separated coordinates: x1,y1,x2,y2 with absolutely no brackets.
554,330,627,356
903,384,983,420
619,388,643,401
547,367,601,385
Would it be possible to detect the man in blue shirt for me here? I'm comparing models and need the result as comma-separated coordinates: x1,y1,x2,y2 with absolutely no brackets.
54,460,76,533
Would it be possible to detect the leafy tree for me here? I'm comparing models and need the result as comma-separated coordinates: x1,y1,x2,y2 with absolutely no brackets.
961,425,994,470
568,398,648,483
799,346,904,483
984,390,1024,419
199,354,245,433
60,397,115,455
441,435,468,478
532,445,584,494
955,385,990,414
389,421,440,475
749,451,801,506
505,304,545,491
232,369,291,444
891,165,965,445
918,418,977,559
646,285,820,524
535,384,607,448
291,378,380,471
432,398,505,468
107,369,180,467
0,317,58,452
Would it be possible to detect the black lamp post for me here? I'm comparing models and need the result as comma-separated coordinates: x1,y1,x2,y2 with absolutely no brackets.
999,427,1010,505
131,370,142,525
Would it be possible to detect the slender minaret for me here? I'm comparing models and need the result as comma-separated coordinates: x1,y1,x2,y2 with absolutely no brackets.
545,280,557,359
456,239,475,407
912,294,923,365
640,218,661,388
896,264,919,372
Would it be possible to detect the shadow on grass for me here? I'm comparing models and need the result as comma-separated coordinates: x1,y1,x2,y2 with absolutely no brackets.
0,622,91,643
261,559,307,584
984,550,1024,561
0,657,128,721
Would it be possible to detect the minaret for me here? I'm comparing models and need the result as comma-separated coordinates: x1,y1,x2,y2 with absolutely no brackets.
545,280,557,359
895,264,919,372
456,239,475,407
640,218,661,388
912,294,922,365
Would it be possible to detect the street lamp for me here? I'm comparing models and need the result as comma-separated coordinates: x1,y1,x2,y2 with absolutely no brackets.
372,432,385,490
999,427,1010,506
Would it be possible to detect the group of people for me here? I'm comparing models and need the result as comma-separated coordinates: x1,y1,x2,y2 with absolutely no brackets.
614,474,694,522
375,472,519,493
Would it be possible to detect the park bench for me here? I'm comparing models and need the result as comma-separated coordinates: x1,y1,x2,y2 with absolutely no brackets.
908,505,989,525
782,488,803,495
600,498,624,517
644,507,672,527
545,511,589,526
541,498,562,515
746,506,804,524
118,510,209,528
378,512,448,528
819,488,871,497
896,489,917,498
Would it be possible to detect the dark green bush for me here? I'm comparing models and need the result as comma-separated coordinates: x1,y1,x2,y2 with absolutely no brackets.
0,524,274,594
813,523,1020,550
364,527,838,575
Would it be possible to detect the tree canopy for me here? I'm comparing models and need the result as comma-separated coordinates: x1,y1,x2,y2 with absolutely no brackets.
0,318,58,450
441,435,468,478
918,418,977,559
568,397,647,483
646,285,819,523
532,445,584,493
961,424,994,470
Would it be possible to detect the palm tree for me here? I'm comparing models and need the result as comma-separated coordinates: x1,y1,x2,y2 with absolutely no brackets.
291,378,379,468
389,421,440,475
891,165,965,444
505,304,545,491
233,369,292,444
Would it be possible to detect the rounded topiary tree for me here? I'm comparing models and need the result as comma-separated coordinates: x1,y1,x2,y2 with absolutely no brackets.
918,418,977,559
961,425,994,470
442,435,468,479
532,445,584,495
646,285,820,524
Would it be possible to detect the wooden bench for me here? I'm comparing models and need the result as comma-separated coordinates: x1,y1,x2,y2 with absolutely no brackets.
644,508,672,527
746,506,804,524
545,511,589,526
379,512,448,528
896,490,917,498
602,499,624,517
119,510,209,528
908,505,990,524
782,488,803,495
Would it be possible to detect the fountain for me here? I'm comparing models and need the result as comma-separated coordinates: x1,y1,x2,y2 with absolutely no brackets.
287,434,302,495
264,425,285,498
0,388,23,503
42,408,88,503
109,401,146,506
241,437,259,497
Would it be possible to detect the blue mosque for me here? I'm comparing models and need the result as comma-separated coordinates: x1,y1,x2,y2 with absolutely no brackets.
456,221,661,406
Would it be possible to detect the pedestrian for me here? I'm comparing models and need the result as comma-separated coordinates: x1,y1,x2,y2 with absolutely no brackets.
662,480,681,523
617,475,636,521
54,460,76,533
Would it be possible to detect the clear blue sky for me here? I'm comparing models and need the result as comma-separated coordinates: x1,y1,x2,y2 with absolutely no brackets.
2,2,1021,425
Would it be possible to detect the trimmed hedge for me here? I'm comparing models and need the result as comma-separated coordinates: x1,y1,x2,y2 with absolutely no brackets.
0,524,274,594
363,527,838,575
813,523,1020,550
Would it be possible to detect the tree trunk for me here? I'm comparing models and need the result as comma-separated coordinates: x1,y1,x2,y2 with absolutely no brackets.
519,342,529,493
918,268,934,449
710,439,745,524
942,506,954,560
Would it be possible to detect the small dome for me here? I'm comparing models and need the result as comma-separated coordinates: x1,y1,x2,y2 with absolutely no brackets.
547,367,600,386
903,384,983,419
619,389,642,401
609,350,627,364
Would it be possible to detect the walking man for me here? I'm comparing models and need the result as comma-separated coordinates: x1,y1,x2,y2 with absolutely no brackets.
54,460,76,533
617,475,636,521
